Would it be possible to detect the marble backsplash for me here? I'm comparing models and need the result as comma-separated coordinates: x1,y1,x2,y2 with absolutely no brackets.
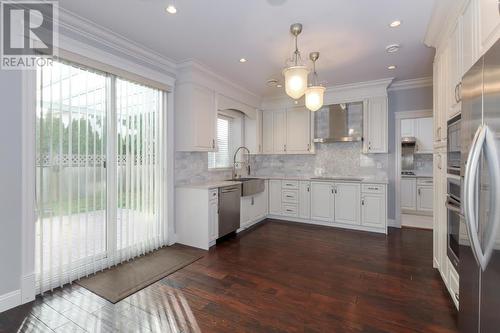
175,142,389,186
413,153,433,174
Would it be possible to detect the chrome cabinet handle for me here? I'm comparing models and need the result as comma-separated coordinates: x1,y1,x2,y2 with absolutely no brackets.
454,293,459,302
418,188,421,196
361,198,365,206
307,186,310,192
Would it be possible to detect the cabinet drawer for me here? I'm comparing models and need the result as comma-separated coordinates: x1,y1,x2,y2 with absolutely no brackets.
209,189,218,201
417,178,433,186
282,180,299,189
362,184,385,194
282,203,298,216
282,189,299,203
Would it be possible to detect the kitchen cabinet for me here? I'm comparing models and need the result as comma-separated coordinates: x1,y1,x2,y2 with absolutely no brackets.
479,0,500,53
448,20,463,117
262,111,274,154
310,182,334,222
175,83,217,152
245,109,263,154
401,178,417,210
461,0,478,74
261,109,313,154
286,107,312,153
361,184,387,229
363,96,388,153
417,186,434,212
299,181,311,219
415,118,434,153
209,193,219,242
273,111,287,154
401,119,416,137
240,181,268,229
269,179,282,215
333,183,360,226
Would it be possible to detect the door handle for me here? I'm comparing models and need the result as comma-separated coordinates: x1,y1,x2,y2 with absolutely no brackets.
464,125,500,271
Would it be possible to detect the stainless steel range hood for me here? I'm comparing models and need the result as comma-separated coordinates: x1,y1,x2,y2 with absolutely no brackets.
313,102,363,143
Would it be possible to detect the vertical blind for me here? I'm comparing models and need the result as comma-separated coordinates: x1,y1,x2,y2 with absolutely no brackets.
208,116,232,168
35,59,167,294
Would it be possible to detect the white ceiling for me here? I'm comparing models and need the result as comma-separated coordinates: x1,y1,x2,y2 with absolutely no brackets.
59,0,436,96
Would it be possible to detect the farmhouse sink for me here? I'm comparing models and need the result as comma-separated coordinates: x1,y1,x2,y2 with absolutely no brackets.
229,177,265,196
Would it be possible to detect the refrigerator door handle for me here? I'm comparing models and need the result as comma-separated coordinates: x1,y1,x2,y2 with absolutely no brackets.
464,125,500,271
464,125,486,269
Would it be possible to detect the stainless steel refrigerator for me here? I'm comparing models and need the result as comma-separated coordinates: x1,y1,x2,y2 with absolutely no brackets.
460,39,500,333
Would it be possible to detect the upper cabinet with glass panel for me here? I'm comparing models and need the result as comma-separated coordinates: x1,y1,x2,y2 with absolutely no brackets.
314,102,363,143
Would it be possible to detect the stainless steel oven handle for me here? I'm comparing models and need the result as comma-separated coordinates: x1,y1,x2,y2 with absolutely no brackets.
445,201,462,214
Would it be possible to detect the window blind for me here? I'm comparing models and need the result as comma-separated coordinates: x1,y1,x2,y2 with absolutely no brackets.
208,116,232,169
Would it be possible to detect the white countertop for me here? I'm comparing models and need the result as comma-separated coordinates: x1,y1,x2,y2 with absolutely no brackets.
401,174,433,178
176,180,242,189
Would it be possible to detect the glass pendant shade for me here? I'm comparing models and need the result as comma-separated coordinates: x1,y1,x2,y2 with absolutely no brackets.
305,86,326,112
283,66,309,99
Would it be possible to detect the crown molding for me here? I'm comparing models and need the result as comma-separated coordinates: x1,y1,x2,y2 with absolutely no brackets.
424,0,468,50
388,77,433,92
56,7,178,78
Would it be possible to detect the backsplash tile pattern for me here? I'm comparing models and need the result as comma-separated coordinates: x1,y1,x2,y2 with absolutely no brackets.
175,143,389,186
414,153,433,174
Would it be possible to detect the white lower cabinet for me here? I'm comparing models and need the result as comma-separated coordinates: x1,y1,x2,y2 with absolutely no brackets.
361,185,387,229
299,181,311,219
240,181,268,229
269,179,282,215
401,178,417,210
310,182,335,222
209,195,219,242
417,186,433,212
334,183,360,226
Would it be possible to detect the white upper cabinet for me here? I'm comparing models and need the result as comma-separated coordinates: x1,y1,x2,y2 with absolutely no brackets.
479,0,500,53
273,111,287,154
401,119,416,137
334,183,361,226
448,20,463,117
245,109,263,154
462,0,479,75
261,108,313,155
286,107,311,153
262,111,274,154
175,83,217,151
415,118,434,153
363,96,388,153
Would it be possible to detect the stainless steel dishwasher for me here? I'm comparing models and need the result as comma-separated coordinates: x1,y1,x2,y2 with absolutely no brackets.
218,185,241,238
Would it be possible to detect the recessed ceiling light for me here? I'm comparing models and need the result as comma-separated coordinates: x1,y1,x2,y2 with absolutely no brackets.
276,84,283,88
239,58,247,63
389,20,401,28
386,44,400,53
166,5,177,14
294,100,299,104
387,65,397,70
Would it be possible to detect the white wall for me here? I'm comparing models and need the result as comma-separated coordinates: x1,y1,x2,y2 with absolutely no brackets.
0,71,23,295
387,86,433,220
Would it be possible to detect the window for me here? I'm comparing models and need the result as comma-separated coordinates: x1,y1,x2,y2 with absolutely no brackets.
208,115,233,169
35,59,168,293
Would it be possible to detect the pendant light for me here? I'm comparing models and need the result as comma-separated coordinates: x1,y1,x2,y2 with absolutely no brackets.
283,23,309,99
305,52,325,112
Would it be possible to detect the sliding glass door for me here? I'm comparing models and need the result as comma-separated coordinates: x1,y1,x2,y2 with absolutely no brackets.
35,60,166,293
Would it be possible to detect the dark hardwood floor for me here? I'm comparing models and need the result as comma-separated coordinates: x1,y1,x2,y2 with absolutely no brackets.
0,219,458,333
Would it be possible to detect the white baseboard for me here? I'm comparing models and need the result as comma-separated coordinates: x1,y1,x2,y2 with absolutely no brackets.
21,273,36,304
268,215,387,234
0,289,21,313
168,233,178,246
388,218,400,228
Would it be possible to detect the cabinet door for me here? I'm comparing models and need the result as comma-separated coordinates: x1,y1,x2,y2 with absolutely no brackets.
448,20,462,116
245,109,262,154
310,182,334,222
269,180,282,215
415,117,434,153
273,111,287,154
364,97,388,153
193,85,216,150
286,107,311,153
209,199,219,242
254,183,268,219
262,111,274,153
401,119,415,137
401,178,417,210
334,183,361,225
417,186,434,212
299,181,311,219
361,194,386,228
240,196,252,226
479,0,500,52
462,0,478,75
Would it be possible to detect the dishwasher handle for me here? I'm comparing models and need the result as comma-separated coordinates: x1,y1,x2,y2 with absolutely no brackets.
220,186,241,193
